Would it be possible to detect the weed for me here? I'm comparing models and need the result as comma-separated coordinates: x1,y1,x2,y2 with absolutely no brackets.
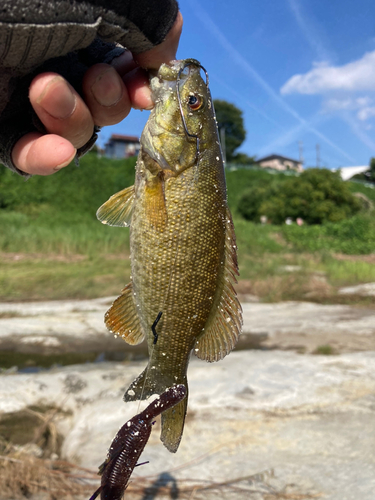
313,345,335,355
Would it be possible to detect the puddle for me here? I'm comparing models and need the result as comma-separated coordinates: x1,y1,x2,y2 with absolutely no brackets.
0,350,147,373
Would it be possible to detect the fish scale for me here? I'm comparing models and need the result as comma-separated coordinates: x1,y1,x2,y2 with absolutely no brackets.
97,59,242,453
131,162,225,369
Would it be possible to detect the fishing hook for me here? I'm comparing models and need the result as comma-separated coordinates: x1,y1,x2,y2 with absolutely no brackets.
176,61,209,157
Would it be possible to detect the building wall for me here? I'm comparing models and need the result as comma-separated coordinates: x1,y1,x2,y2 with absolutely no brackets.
105,140,140,159
258,158,303,172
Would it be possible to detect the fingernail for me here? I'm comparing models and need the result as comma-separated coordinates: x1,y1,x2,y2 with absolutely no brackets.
37,76,76,119
91,68,123,107
53,150,77,171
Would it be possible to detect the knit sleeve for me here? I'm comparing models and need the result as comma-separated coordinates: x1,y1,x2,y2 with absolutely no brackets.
0,0,179,175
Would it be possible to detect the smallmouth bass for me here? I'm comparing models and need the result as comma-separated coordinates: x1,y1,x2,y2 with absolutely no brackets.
97,59,242,453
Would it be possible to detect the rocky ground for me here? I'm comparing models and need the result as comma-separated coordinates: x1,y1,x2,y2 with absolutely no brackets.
0,295,375,499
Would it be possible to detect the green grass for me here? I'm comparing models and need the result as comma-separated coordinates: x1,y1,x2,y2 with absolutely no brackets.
0,210,130,256
0,255,130,301
282,214,375,254
347,180,375,203
322,255,375,286
1,158,374,303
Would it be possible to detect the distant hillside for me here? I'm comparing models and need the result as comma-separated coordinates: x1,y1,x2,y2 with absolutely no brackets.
0,153,137,221
2,155,374,220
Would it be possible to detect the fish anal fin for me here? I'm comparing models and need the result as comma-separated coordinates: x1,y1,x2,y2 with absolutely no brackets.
96,185,135,227
194,208,243,362
105,283,144,345
124,367,188,453
145,172,168,231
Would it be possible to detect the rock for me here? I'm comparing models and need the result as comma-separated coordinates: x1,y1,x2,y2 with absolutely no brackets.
338,282,375,297
277,265,302,272
1,299,375,357
0,297,147,357
0,351,374,499
241,301,375,353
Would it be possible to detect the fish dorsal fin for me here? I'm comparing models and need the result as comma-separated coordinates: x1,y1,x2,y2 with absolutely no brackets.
194,209,242,362
105,283,145,345
96,185,135,227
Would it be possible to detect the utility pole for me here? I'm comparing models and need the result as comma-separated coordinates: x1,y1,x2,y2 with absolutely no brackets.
298,140,304,166
220,127,227,164
316,143,320,168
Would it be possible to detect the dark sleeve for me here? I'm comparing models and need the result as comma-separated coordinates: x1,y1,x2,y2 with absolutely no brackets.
0,0,179,175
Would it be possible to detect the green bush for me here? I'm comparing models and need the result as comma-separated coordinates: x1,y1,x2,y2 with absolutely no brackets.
238,168,362,225
282,214,375,254
237,178,277,222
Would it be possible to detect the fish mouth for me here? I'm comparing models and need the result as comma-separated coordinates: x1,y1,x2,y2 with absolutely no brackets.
151,59,204,102
141,59,207,172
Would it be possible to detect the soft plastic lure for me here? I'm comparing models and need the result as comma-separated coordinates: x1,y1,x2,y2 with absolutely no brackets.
89,384,187,500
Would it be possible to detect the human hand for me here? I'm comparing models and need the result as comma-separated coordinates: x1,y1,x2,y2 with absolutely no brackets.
11,12,183,176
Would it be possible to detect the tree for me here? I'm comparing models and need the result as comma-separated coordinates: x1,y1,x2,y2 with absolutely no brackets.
213,100,246,162
238,168,362,225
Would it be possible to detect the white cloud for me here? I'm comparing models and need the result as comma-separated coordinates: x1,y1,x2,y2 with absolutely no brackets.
323,96,372,112
357,106,375,121
281,51,375,95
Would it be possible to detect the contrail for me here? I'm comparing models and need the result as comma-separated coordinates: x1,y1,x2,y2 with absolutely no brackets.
344,114,375,153
186,0,356,163
287,0,331,62
211,73,285,131
257,118,318,158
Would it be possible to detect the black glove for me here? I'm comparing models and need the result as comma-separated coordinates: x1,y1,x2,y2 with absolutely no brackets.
0,0,179,174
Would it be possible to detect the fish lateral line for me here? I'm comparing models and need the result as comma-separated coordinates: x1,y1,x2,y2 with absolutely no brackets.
151,311,163,345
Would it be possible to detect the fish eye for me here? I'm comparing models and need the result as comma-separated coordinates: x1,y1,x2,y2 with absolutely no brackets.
187,94,203,111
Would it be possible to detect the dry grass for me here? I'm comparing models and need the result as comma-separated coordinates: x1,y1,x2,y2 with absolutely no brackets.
236,273,333,303
0,252,87,263
0,453,95,499
333,253,375,264
0,454,322,500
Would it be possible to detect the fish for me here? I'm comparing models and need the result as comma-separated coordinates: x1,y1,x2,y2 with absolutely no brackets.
89,385,187,500
97,58,242,453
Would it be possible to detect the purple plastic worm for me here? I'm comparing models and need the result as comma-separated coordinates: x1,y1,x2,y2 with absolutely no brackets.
89,384,187,500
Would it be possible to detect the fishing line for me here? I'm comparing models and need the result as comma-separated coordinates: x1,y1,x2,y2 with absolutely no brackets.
176,61,209,162
136,313,162,412
136,62,210,412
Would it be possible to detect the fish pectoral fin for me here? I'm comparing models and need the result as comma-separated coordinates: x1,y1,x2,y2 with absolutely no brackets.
194,208,243,362
96,185,135,227
145,173,168,231
105,283,145,345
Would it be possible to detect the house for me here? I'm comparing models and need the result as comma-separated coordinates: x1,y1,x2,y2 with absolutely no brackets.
256,154,303,173
104,134,140,159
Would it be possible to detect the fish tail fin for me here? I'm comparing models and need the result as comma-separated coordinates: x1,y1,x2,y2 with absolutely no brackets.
161,385,188,453
124,368,188,453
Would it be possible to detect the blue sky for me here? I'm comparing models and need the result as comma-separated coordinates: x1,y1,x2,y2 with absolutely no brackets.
100,0,375,169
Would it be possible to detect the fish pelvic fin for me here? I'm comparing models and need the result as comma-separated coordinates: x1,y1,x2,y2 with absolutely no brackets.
124,366,177,401
105,283,145,345
124,369,188,453
96,185,135,227
194,208,243,362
